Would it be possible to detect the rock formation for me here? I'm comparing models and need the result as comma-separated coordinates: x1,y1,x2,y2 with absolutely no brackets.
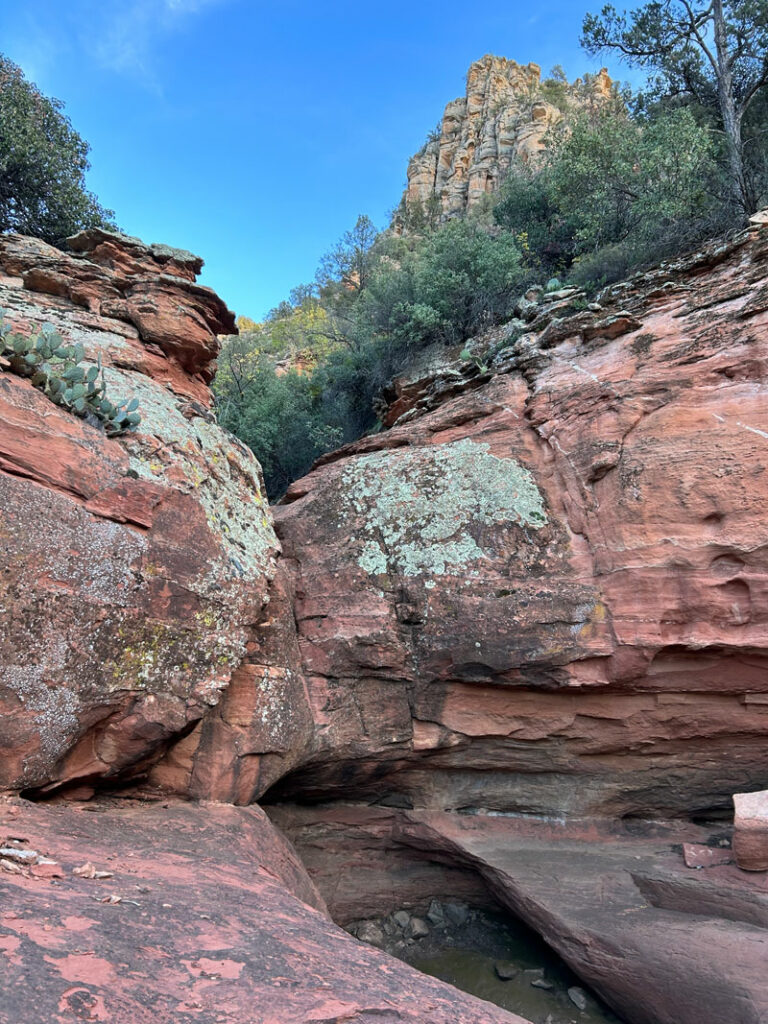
734,789,768,870
264,225,768,823
399,55,614,223
272,805,768,1024
0,227,539,1024
4,221,768,1023
0,230,278,796
265,225,768,1023
0,799,528,1024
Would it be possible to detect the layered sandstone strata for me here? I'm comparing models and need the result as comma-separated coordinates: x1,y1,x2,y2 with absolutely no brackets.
5,220,768,1024
272,804,768,1024
262,225,768,820
733,790,768,871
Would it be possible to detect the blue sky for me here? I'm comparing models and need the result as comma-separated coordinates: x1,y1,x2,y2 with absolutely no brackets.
0,1,636,319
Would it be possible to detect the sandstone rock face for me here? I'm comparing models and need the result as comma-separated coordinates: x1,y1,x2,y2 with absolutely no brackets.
7,221,768,1024
400,55,613,223
267,803,496,925
147,562,316,804
269,227,768,820
0,799,531,1024
275,806,768,1024
0,231,281,795
733,790,768,871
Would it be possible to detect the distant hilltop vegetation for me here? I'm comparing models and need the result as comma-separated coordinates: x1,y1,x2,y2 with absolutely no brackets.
397,54,615,227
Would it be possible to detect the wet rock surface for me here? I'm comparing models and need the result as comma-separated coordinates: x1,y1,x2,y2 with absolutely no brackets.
348,903,622,1024
274,803,768,1024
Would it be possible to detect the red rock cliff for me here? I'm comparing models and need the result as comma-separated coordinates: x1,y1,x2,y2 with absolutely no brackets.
0,229,280,795
261,225,768,820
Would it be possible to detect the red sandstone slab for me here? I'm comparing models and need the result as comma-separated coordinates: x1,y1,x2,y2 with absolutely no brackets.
0,800,530,1024
734,790,768,871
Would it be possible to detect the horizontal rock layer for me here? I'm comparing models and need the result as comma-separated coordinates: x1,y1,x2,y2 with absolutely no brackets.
734,790,768,871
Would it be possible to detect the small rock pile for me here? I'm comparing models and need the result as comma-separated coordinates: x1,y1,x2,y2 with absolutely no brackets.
348,899,474,953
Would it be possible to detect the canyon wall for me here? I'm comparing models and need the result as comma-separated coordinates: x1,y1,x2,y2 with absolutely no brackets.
263,225,768,820
3,222,768,1024
4,222,768,834
0,228,533,1024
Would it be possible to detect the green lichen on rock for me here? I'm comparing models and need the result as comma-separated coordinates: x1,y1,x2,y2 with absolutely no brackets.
119,375,276,581
341,438,547,578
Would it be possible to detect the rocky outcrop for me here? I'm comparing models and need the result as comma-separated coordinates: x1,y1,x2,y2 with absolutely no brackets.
262,225,768,822
6,220,768,1024
147,562,316,804
399,55,613,223
0,799,530,1024
273,805,768,1024
0,230,280,796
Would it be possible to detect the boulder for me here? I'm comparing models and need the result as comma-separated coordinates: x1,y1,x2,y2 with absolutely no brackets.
0,232,278,796
271,227,768,820
568,987,588,1011
408,916,430,939
355,920,386,947
682,843,733,869
495,961,520,981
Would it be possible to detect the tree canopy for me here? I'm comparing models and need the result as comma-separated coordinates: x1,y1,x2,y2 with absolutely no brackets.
582,1,768,213
0,54,114,242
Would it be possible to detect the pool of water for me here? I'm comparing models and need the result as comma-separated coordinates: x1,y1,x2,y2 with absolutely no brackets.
412,946,623,1024
353,904,625,1024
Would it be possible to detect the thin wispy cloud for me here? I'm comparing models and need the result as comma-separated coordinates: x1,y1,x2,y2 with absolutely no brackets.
83,0,230,85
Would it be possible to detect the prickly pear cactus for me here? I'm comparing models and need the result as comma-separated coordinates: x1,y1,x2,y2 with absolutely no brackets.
0,312,141,436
